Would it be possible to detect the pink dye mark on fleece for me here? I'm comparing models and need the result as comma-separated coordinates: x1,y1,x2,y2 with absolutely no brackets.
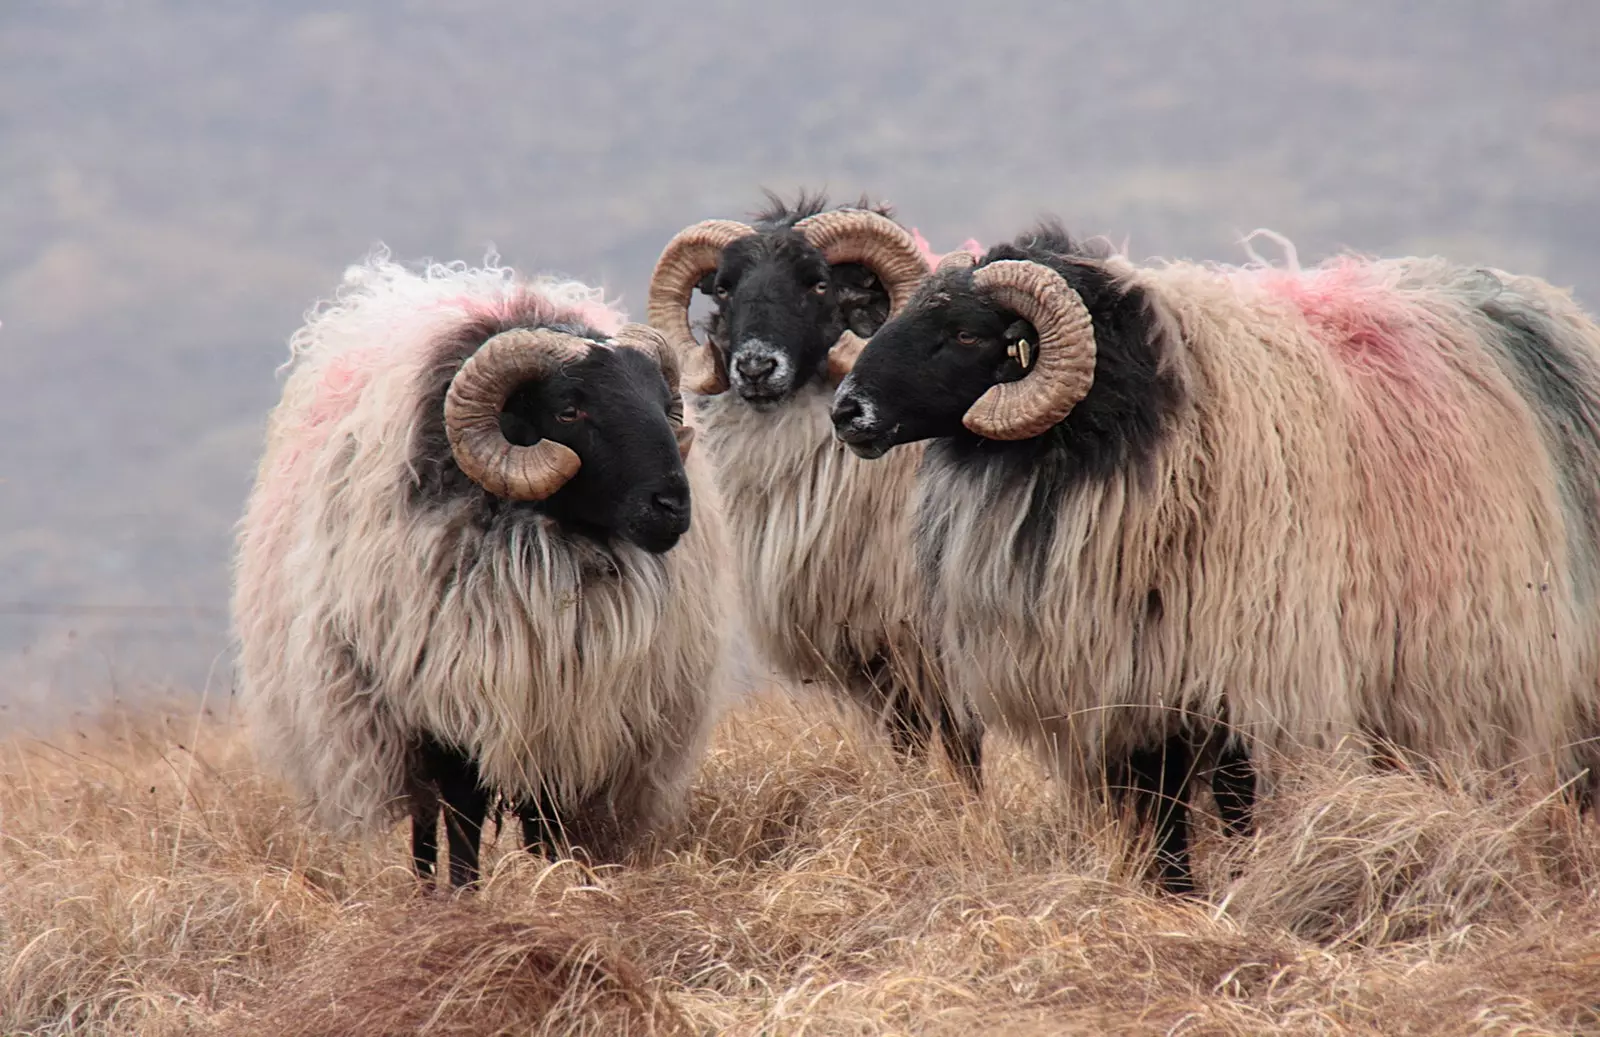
262,344,391,515
455,287,625,338
911,228,984,271
305,350,383,430
1259,259,1435,378
1259,258,1488,606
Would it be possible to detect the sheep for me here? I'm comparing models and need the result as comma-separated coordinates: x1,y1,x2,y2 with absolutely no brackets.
830,222,1600,892
646,191,988,791
232,250,734,889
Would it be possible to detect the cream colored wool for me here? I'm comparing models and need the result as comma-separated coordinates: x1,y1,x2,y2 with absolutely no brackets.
695,381,971,740
917,254,1600,796
232,253,735,839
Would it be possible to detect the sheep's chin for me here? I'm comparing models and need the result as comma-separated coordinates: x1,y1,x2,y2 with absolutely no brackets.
842,438,890,460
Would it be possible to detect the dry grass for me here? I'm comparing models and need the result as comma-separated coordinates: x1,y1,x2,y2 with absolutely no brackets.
3,690,1599,1036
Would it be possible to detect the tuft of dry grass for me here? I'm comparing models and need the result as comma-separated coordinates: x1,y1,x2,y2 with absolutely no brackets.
2,689,1599,1035
1217,756,1600,947
234,902,684,1037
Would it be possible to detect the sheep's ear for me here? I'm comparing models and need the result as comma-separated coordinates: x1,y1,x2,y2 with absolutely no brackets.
828,262,879,293
834,282,874,309
1003,319,1032,343
696,271,717,296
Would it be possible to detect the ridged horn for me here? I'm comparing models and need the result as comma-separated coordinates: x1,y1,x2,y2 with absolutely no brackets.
611,322,695,459
793,209,932,382
444,328,590,500
646,219,756,395
937,249,977,275
962,260,1097,441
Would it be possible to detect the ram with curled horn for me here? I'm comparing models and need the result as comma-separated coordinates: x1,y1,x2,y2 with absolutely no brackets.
833,217,1600,895
647,189,989,791
233,250,735,889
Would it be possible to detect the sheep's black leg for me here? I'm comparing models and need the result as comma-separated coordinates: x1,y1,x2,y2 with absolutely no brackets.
938,707,985,795
518,792,568,858
865,652,933,762
1116,734,1197,896
1210,743,1256,838
409,782,441,886
884,687,935,760
1571,764,1599,817
420,739,491,889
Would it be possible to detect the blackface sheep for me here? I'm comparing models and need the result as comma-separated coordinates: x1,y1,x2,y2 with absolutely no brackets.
830,223,1600,892
646,192,987,791
233,253,732,889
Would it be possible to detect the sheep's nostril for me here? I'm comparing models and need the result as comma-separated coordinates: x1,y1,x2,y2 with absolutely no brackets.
652,491,688,517
735,355,777,380
832,395,862,429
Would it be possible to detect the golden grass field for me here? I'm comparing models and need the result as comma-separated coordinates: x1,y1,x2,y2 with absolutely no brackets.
4,689,1600,1036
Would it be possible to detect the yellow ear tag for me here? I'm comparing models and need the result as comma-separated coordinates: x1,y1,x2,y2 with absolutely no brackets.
1007,339,1033,370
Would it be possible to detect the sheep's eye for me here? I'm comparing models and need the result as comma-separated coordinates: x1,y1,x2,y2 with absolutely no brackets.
714,285,730,299
555,406,584,423
812,280,829,295
955,330,978,345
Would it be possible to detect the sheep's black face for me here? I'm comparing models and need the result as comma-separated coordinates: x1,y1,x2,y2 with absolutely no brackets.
501,345,691,553
699,231,890,407
831,272,1033,459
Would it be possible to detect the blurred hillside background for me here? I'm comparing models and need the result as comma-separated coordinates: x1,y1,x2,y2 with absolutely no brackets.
2,0,1597,725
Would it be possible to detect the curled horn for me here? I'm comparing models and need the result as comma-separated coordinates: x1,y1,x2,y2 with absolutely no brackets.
646,219,756,396
612,322,696,459
444,328,591,500
962,260,1097,441
792,209,931,382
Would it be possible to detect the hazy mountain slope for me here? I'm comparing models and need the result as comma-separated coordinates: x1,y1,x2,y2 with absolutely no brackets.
2,0,1596,714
